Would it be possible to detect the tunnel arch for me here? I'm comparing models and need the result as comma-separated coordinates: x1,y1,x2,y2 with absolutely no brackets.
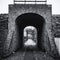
23,26,37,48
15,13,45,51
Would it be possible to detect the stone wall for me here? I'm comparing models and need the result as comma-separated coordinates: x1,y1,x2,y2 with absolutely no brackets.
52,15,60,37
6,4,56,56
52,15,60,56
0,5,60,57
0,14,8,57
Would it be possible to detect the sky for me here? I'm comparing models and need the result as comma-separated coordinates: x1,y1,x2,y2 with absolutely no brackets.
0,0,60,14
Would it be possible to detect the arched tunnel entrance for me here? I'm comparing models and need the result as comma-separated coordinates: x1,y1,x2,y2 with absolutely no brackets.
15,13,45,51
23,26,37,49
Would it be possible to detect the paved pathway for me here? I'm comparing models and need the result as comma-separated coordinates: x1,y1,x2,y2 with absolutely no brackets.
34,51,55,60
24,51,36,60
3,51,25,60
2,50,55,60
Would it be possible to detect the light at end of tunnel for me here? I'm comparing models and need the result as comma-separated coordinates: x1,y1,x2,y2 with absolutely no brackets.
24,39,36,46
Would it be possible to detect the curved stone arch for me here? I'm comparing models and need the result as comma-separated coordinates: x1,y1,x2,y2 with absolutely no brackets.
4,13,57,57
15,13,49,51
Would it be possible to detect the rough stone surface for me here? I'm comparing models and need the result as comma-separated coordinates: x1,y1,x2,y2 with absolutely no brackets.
0,4,60,58
7,4,54,55
2,51,55,60
0,14,8,57
52,15,60,37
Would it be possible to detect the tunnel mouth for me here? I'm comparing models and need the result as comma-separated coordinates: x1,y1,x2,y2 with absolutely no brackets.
15,13,45,51
23,26,37,50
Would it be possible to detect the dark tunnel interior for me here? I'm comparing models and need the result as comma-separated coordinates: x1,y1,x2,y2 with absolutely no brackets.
15,13,45,51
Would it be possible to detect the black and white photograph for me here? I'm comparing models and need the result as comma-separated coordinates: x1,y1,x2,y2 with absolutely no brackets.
0,0,60,60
